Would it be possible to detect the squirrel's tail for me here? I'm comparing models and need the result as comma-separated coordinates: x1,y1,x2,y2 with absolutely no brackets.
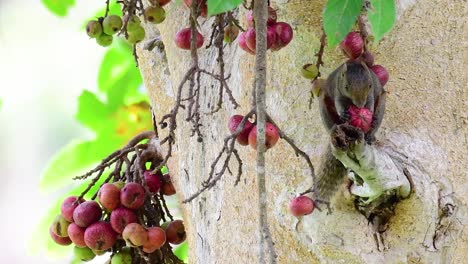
316,144,348,201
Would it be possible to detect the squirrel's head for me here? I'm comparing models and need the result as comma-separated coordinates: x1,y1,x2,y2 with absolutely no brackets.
340,61,373,107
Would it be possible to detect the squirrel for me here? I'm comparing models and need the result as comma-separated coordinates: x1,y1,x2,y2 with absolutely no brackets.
316,60,386,201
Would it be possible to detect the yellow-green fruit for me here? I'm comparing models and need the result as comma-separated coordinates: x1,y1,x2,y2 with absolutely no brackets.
51,214,71,237
111,248,132,264
224,25,239,43
113,181,125,190
74,246,96,262
103,15,123,35
127,26,145,44
86,20,102,38
144,6,166,24
96,34,113,47
311,79,324,98
124,14,141,32
301,64,319,80
92,249,106,256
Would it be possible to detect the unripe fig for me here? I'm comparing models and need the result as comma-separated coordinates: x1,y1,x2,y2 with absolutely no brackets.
144,170,163,193
228,115,254,146
348,105,373,133
246,7,277,27
96,34,113,47
123,14,141,32
142,227,166,253
86,20,102,38
149,0,171,6
122,223,148,247
51,214,71,237
161,174,176,196
311,79,325,98
224,24,239,43
238,32,255,54
50,226,72,246
360,51,374,67
111,248,132,264
270,22,293,50
73,201,102,228
127,26,145,44
165,220,186,245
248,123,280,150
92,249,106,256
289,195,314,217
110,207,138,234
340,32,364,59
61,196,84,222
113,181,125,190
84,221,117,251
68,223,87,248
121,183,145,209
370,64,389,86
98,183,121,211
74,246,95,262
174,28,204,50
301,64,318,80
102,15,123,35
145,6,166,24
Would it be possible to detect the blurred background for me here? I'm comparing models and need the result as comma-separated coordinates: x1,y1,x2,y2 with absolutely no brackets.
0,1,184,263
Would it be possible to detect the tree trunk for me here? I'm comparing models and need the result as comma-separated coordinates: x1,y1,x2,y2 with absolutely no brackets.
137,0,467,263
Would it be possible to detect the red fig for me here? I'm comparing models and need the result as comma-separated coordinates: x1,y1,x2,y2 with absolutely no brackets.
98,183,121,211
238,32,255,54
49,226,72,246
73,201,102,228
121,183,145,210
270,22,293,50
143,227,166,253
68,223,87,248
84,221,117,251
370,65,389,86
289,196,314,217
165,220,186,245
348,105,373,133
122,223,148,247
340,32,364,59
248,123,280,150
174,28,204,50
110,207,138,234
61,196,84,222
144,170,163,193
228,115,254,146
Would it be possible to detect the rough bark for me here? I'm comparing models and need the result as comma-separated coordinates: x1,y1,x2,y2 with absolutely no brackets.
137,0,467,263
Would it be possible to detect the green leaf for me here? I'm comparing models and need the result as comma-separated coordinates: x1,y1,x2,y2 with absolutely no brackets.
76,90,110,132
174,241,189,263
42,0,76,17
367,0,396,43
207,0,242,16
323,0,363,47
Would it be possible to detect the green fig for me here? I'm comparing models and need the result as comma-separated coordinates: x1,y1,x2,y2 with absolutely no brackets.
103,15,123,35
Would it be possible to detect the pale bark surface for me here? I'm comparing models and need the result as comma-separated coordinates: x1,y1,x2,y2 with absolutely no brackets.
137,0,467,263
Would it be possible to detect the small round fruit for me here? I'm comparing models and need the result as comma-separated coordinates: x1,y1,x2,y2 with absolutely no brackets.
127,26,145,44
270,22,293,50
68,223,87,248
51,214,71,237
110,207,138,234
73,201,102,228
96,34,113,47
301,64,319,80
238,32,254,54
161,174,176,196
289,196,314,217
98,183,121,211
121,183,145,209
103,15,123,35
145,6,166,24
246,7,277,27
50,226,72,246
144,170,163,193
348,105,373,133
86,20,102,38
111,248,132,264
340,32,364,59
122,223,148,247
142,227,166,253
165,220,186,245
74,246,95,262
248,123,280,150
174,28,204,50
84,221,117,251
370,64,389,86
149,0,171,6
61,196,84,222
224,24,239,43
123,14,141,32
228,115,254,146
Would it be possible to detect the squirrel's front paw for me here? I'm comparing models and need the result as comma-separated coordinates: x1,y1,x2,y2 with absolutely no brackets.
339,110,351,123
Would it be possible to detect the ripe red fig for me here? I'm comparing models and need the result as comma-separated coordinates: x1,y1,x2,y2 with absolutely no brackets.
340,32,364,59
370,64,389,86
73,201,102,228
68,223,87,248
149,0,171,6
228,115,254,146
246,7,277,27
110,207,138,234
270,22,293,50
50,226,72,246
238,32,255,54
289,195,314,217
98,183,121,211
165,220,186,245
360,51,374,67
174,28,204,50
61,196,84,222
121,183,145,210
122,223,148,247
161,174,176,196
142,227,166,253
245,27,277,51
248,123,280,150
144,170,163,193
348,105,373,133
51,214,71,237
84,221,117,251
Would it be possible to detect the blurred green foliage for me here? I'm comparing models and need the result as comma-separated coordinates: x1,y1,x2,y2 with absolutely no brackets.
207,0,242,16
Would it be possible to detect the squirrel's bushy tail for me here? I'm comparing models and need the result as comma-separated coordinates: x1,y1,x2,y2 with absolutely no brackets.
316,145,348,201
